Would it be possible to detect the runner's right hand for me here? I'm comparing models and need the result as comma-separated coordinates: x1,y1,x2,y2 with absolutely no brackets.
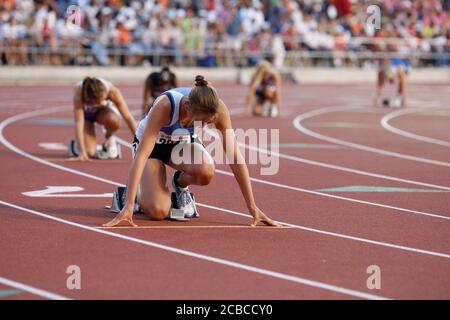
103,206,137,227
68,153,92,162
77,153,92,162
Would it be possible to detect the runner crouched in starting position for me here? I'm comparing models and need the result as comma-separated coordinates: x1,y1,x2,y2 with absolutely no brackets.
244,60,281,117
142,66,178,116
71,77,137,161
104,75,280,227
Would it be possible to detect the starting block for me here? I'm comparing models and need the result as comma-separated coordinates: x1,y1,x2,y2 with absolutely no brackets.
169,192,199,221
68,139,122,159
169,208,188,221
109,188,198,221
382,97,403,108
110,186,141,214
261,102,278,118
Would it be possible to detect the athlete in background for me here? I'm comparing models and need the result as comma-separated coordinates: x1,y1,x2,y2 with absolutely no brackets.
142,66,178,116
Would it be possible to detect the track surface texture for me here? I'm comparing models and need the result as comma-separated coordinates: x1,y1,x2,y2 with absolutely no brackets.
0,83,449,300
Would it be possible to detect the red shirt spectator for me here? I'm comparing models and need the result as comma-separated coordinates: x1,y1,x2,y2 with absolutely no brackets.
333,0,351,17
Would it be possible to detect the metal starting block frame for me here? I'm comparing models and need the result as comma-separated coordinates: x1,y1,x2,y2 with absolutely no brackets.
169,208,188,221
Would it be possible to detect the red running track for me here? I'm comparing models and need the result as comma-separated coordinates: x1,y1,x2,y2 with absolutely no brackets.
0,84,449,299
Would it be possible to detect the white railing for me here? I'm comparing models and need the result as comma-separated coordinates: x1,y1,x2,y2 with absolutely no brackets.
1,35,449,67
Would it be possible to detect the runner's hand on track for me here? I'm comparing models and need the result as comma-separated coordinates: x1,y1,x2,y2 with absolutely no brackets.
250,207,281,227
68,154,92,162
103,206,137,227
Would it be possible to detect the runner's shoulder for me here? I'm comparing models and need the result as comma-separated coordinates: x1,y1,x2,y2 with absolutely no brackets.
149,95,172,122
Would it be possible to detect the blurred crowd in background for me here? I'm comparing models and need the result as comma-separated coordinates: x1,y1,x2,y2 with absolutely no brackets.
0,0,449,67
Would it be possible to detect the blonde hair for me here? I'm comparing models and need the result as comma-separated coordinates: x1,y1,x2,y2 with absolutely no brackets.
188,75,219,115
81,77,107,103
250,60,276,86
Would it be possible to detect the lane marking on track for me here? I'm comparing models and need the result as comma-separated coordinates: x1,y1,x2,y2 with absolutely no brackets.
309,122,376,129
96,225,293,229
381,108,450,148
197,203,450,259
0,200,389,300
257,143,342,149
22,186,112,198
293,105,450,167
0,277,70,300
38,142,68,150
315,186,449,193
221,109,450,191
241,142,450,191
0,289,22,297
2,108,450,259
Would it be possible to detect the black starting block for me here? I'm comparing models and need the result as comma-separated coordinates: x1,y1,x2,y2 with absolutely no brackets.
68,139,122,159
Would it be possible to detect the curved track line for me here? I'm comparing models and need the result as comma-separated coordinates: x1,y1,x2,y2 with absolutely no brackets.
381,108,450,148
293,105,450,167
1,108,450,260
201,115,450,191
0,200,389,300
241,143,450,191
0,276,70,300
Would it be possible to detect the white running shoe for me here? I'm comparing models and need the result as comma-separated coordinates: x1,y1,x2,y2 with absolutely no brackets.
103,136,119,159
172,171,199,218
269,105,279,117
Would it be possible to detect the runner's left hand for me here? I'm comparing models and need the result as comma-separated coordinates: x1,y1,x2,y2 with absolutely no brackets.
103,206,137,227
249,207,281,227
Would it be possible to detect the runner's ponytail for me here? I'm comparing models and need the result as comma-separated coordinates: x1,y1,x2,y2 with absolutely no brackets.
189,75,219,115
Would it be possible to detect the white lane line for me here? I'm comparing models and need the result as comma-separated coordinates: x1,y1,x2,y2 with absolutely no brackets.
22,186,112,198
0,107,124,187
199,203,450,259
213,168,450,222
225,107,450,191
293,105,450,167
381,108,450,148
0,200,389,300
242,142,450,191
0,277,70,300
2,108,450,259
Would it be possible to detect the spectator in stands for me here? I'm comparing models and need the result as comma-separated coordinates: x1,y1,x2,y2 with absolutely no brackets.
0,0,448,68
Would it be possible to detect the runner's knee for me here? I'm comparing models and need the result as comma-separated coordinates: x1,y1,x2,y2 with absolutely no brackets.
141,201,171,220
105,114,120,131
194,164,215,186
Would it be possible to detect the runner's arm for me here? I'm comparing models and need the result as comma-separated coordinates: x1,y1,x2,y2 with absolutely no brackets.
245,81,257,113
109,85,137,135
122,97,170,211
216,100,280,226
73,88,88,159
274,72,282,112
142,76,152,115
